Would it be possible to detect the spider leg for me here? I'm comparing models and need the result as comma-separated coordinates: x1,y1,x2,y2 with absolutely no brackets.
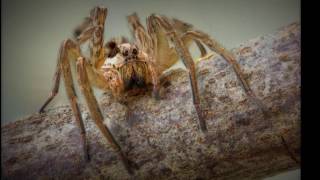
171,18,207,57
40,39,90,161
76,57,134,175
38,56,61,113
76,26,96,44
74,17,92,39
145,15,207,74
41,7,108,111
181,30,268,114
195,40,207,57
74,6,107,44
127,13,153,55
39,39,80,112
195,52,215,64
89,7,108,69
147,15,207,132
74,7,108,69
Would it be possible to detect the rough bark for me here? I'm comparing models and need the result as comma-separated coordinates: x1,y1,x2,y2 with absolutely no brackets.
1,22,300,180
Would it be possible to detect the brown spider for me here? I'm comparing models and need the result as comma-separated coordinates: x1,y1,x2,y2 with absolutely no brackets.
39,6,256,174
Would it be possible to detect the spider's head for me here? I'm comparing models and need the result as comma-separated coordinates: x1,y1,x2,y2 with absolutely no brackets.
103,37,146,69
105,38,139,60
117,43,139,62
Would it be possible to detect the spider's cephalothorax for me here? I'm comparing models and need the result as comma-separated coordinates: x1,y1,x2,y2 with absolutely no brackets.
102,42,152,96
39,6,257,175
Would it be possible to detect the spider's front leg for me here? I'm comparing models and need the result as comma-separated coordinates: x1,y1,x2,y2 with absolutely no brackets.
76,57,134,175
147,15,207,132
39,39,90,161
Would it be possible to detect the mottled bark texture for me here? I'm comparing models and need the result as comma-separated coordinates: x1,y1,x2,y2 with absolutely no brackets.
2,22,300,180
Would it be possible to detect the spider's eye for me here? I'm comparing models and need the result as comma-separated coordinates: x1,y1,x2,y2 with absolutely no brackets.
123,50,129,57
132,48,138,55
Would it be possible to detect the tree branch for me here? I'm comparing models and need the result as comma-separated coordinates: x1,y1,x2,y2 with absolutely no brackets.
1,22,300,180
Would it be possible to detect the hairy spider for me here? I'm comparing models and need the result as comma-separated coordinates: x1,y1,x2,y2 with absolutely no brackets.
39,6,255,174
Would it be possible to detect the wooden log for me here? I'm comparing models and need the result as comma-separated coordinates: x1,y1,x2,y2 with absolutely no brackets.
1,22,300,180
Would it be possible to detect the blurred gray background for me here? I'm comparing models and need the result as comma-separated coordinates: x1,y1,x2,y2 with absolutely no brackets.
1,0,300,179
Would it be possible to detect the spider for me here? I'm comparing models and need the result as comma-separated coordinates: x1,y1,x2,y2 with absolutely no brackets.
39,6,255,174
